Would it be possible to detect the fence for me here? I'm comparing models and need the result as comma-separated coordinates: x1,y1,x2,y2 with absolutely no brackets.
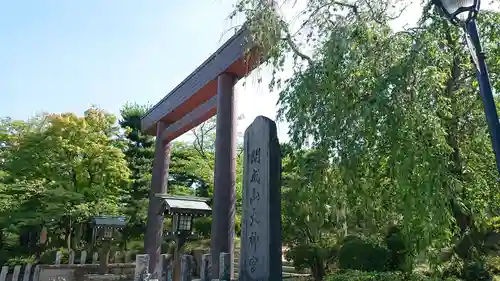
0,250,309,281
135,252,310,281
52,250,136,265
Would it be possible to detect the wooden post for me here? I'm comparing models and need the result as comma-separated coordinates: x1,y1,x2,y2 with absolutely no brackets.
99,242,111,274
145,121,172,274
173,236,188,281
211,72,237,278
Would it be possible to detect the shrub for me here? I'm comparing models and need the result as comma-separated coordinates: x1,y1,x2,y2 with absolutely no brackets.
285,241,338,281
193,217,211,238
193,215,241,238
487,256,500,275
464,261,492,281
338,236,389,272
385,226,413,272
326,270,460,281
39,248,69,264
235,215,242,236
6,255,36,267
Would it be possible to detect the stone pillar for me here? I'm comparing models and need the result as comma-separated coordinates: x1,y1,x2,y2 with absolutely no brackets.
180,255,192,281
145,121,172,273
219,253,231,281
80,250,87,265
12,266,21,281
55,251,62,265
239,116,283,281
0,267,8,281
32,266,40,281
22,264,32,281
134,255,150,281
211,73,237,278
200,254,211,281
161,254,173,281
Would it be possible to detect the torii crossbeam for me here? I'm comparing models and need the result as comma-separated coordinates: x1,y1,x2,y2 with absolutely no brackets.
140,26,261,278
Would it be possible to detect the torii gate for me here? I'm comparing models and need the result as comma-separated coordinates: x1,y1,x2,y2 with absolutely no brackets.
140,26,261,278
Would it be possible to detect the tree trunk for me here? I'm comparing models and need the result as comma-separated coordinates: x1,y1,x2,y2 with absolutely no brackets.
66,224,72,251
311,257,325,281
71,223,82,249
439,29,492,280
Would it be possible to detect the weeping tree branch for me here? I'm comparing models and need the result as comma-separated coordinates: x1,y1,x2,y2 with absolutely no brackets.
283,33,314,65
279,0,360,66
191,120,216,160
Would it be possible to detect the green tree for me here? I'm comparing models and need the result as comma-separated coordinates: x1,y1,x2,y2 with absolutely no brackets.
1,108,130,253
189,117,216,197
234,0,500,278
119,103,155,242
281,145,341,281
178,115,245,209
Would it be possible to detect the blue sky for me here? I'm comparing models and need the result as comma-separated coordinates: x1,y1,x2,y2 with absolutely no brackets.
6,1,496,141
0,1,239,119
0,0,291,140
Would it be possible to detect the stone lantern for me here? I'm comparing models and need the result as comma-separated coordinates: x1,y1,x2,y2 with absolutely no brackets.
157,195,211,281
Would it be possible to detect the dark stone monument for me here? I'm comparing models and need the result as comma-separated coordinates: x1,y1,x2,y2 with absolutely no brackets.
239,116,282,281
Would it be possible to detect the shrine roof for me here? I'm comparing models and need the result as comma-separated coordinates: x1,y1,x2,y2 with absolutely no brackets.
91,216,127,226
156,194,212,215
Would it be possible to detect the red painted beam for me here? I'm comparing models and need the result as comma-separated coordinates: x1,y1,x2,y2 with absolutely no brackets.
141,26,262,138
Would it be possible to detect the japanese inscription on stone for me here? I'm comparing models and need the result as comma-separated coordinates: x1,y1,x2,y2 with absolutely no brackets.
239,116,282,281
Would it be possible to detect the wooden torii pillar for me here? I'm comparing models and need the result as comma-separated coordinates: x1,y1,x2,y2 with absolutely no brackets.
140,26,261,278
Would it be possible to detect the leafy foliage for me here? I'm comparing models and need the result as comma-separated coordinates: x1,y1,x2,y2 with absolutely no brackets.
326,270,460,281
281,146,341,280
338,236,389,272
119,103,155,242
234,0,499,278
0,108,130,256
